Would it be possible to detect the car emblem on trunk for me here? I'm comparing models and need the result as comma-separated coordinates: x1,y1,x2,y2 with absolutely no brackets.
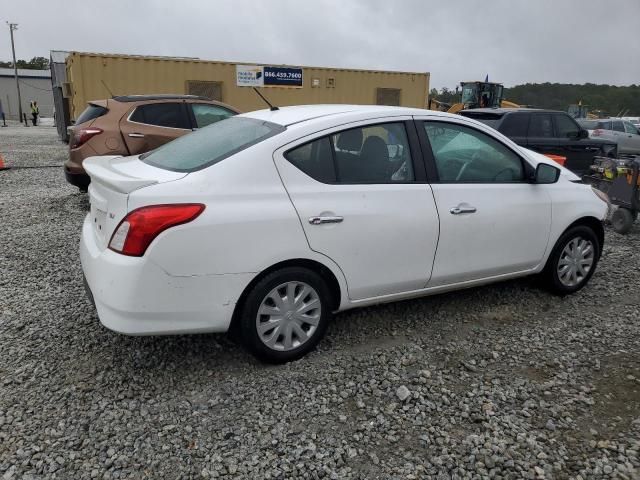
109,213,115,219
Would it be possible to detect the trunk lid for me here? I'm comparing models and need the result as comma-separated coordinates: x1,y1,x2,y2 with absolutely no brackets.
84,155,187,250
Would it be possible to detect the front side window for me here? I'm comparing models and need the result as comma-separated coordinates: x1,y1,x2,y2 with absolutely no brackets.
423,122,524,183
554,114,580,138
130,103,190,129
192,104,235,128
529,114,553,138
141,117,284,172
624,121,639,135
285,122,415,184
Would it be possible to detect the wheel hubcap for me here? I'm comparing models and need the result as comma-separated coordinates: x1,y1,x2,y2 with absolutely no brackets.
256,281,321,351
557,236,594,287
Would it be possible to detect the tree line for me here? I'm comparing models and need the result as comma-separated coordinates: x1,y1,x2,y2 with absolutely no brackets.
430,83,640,117
0,57,50,70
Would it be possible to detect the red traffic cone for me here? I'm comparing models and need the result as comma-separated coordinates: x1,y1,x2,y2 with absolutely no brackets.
0,154,9,170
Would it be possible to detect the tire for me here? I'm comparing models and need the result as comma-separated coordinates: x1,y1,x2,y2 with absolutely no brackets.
238,267,333,363
611,208,635,234
542,225,600,296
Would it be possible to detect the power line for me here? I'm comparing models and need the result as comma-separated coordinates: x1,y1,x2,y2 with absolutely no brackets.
18,79,52,92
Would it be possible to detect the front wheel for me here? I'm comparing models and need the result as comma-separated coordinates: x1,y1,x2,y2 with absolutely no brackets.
611,208,635,234
238,267,333,363
542,225,600,295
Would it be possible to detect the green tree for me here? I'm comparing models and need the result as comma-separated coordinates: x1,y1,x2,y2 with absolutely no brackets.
0,56,50,70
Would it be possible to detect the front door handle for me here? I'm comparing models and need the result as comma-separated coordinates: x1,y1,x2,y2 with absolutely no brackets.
128,133,145,138
450,205,477,215
309,216,344,225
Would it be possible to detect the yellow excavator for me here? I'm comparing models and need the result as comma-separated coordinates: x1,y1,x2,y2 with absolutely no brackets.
429,81,520,113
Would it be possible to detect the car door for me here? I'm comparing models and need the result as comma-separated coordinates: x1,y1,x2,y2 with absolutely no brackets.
273,119,440,300
526,112,562,155
120,102,191,155
622,121,640,154
417,118,552,286
551,113,601,175
606,119,627,153
188,103,237,129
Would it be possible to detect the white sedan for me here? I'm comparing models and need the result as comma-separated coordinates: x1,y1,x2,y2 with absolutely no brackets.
80,105,608,363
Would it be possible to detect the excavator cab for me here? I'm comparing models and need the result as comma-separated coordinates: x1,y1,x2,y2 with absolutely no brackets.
459,81,504,109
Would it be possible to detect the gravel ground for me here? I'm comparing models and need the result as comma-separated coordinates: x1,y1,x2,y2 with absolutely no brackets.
0,125,639,480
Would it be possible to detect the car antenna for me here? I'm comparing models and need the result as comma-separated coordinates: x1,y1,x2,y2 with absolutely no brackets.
101,79,114,108
253,87,279,111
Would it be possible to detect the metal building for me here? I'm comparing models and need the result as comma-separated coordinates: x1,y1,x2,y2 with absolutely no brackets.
62,51,430,127
0,68,54,120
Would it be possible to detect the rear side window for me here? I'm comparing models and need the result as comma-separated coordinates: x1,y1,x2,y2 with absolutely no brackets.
75,104,108,125
141,117,284,172
500,114,529,137
130,103,190,129
286,138,336,183
529,114,553,137
612,120,625,132
285,122,415,184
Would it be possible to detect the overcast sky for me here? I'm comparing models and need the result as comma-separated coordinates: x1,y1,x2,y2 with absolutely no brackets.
3,0,639,89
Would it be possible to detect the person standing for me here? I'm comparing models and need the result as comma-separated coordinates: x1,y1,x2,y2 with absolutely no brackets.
30,101,39,126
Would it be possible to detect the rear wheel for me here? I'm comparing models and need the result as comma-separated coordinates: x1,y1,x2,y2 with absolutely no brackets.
239,267,332,363
611,208,635,234
542,225,600,295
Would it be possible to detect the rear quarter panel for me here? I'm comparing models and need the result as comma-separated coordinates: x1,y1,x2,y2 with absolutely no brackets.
127,138,349,305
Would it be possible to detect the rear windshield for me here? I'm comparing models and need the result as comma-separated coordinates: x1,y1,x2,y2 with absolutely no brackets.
458,112,503,129
141,117,285,172
75,103,108,125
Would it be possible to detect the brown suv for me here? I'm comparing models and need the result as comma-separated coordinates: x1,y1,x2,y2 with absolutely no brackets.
64,95,240,190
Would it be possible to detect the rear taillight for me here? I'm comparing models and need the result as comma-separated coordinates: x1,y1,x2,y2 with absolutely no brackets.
70,128,103,149
592,129,602,136
108,204,205,257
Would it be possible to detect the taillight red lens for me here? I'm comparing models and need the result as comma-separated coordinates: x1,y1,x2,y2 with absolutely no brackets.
70,128,103,149
592,129,602,136
108,204,205,257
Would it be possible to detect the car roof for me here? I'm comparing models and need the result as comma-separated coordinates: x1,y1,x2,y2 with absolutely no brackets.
460,107,562,115
240,104,453,126
112,94,209,102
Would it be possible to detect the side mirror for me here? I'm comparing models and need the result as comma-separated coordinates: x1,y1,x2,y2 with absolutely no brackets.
533,163,561,184
568,129,588,140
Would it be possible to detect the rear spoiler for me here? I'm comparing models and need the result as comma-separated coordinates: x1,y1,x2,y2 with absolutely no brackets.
84,156,159,194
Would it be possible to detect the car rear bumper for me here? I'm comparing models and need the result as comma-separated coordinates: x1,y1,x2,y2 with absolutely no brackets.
80,214,253,335
64,167,91,190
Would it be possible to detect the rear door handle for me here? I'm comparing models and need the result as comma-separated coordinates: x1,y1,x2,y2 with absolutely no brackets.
309,216,343,225
450,205,477,215
128,133,145,138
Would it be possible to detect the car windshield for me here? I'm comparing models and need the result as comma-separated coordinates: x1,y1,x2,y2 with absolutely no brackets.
141,117,285,172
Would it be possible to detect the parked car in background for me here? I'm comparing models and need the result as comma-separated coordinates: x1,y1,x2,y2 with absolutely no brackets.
621,116,640,129
80,105,607,363
64,95,240,191
577,118,640,155
458,108,617,175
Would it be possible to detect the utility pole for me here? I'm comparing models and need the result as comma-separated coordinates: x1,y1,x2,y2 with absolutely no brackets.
7,22,23,121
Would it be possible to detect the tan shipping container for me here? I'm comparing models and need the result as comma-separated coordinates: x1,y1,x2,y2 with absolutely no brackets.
65,52,429,119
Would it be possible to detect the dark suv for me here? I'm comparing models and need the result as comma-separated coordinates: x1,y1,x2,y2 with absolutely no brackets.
459,108,617,175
